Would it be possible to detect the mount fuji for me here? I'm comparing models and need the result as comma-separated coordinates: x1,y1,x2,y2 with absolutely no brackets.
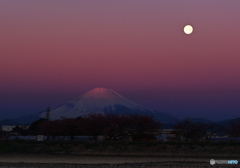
41,88,177,123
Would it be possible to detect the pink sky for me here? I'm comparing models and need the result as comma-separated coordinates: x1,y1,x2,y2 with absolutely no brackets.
1,0,240,120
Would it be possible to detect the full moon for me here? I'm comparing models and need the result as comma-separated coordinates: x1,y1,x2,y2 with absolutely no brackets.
184,25,193,34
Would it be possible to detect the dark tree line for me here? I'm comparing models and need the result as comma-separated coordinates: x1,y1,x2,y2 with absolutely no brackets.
27,114,161,141
172,119,213,142
172,118,240,142
225,119,240,138
7,116,240,142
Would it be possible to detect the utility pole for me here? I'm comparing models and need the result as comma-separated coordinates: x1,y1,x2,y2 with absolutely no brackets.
46,106,50,120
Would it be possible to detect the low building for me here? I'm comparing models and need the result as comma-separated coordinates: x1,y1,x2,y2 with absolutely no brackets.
2,125,29,133
2,125,16,132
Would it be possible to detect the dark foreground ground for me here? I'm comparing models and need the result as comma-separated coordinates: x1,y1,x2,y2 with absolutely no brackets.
0,141,239,167
0,154,239,168
1,155,240,168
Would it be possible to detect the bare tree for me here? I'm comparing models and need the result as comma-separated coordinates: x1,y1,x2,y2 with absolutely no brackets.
173,119,207,142
204,123,221,141
227,120,240,138
128,114,161,141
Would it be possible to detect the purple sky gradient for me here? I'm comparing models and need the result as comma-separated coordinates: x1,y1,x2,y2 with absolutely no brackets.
1,0,240,120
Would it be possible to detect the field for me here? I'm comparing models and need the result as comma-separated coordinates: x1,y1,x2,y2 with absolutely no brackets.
0,141,239,167
0,154,238,168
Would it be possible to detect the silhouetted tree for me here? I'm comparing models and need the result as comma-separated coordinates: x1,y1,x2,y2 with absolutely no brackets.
75,117,88,136
39,120,63,138
33,114,161,142
59,118,78,140
128,114,161,141
204,123,222,141
104,114,130,140
190,122,207,141
84,114,107,140
11,126,27,136
173,119,207,142
27,118,48,135
227,120,240,137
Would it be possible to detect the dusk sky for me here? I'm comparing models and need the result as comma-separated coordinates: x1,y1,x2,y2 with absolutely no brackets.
1,0,240,121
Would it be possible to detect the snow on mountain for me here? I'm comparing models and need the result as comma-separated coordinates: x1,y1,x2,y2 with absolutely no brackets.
70,88,150,112
41,88,177,123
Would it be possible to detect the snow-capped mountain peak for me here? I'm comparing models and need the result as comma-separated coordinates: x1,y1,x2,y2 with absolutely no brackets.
41,88,152,120
79,88,148,111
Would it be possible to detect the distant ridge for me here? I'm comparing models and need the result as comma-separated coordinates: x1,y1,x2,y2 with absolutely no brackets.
0,119,19,127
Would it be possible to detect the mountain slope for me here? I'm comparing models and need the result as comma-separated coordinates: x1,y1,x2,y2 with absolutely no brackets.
41,88,177,123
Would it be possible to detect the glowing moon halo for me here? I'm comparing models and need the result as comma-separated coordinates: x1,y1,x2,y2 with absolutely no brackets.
184,25,193,34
